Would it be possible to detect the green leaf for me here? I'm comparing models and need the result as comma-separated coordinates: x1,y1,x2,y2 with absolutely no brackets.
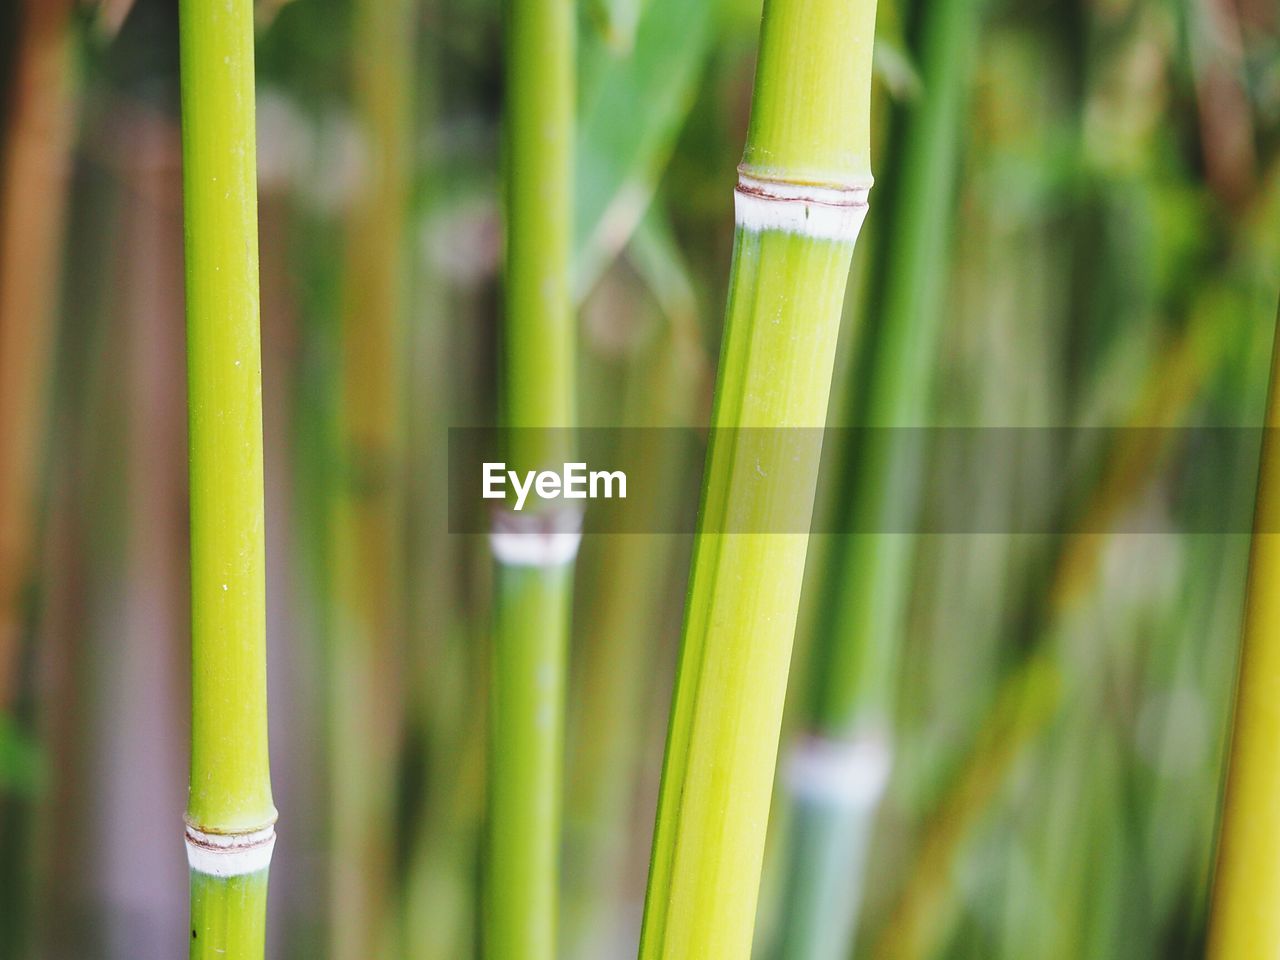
574,0,715,302
626,204,699,330
873,36,922,101
585,0,644,54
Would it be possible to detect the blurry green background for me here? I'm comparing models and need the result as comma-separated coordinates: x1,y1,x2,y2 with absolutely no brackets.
0,0,1277,957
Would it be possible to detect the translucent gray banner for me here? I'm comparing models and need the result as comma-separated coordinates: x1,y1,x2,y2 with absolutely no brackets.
447,427,1263,534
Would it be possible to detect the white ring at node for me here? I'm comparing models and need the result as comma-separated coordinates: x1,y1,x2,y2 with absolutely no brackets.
185,824,277,878
784,732,892,809
734,172,871,243
489,508,583,567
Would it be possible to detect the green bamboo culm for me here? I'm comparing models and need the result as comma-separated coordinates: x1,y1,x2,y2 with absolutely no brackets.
638,0,879,957
487,0,576,956
1207,309,1280,958
771,0,983,956
329,0,415,956
179,0,276,957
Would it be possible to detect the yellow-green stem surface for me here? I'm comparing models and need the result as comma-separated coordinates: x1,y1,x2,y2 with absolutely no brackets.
638,0,877,955
329,0,414,956
189,870,270,960
639,228,857,960
488,0,576,955
503,0,576,470
488,564,572,959
1208,317,1280,957
180,1,274,957
742,0,876,188
180,0,273,839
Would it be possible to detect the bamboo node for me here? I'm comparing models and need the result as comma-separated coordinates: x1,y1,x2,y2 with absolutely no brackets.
184,823,277,878
734,171,871,242
784,731,891,808
489,505,583,567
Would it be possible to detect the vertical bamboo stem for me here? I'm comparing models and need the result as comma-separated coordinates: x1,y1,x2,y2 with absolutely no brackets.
638,1,878,956
1207,310,1280,957
178,0,276,955
0,6,73,926
488,0,576,955
489,563,573,958
0,0,75,710
399,11,473,958
770,0,982,955
564,314,704,960
329,1,414,956
873,320,1221,960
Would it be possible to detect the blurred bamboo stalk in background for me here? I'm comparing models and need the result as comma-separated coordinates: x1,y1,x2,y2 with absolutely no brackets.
638,0,879,956
329,0,414,956
873,316,1225,960
769,1,981,955
564,223,708,958
487,0,576,954
1207,306,1280,958
0,5,76,935
398,12,484,959
563,341,685,955
178,0,276,955
0,0,75,710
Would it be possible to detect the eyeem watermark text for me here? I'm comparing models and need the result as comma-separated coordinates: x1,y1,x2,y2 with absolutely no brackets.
483,462,627,511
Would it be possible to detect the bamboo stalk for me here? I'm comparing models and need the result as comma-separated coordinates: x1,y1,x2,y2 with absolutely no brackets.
872,317,1221,960
0,0,75,710
398,13,479,958
638,1,878,956
329,1,414,956
178,0,276,956
565,292,705,959
769,0,982,954
1207,308,1280,958
0,4,74,928
487,0,576,955
489,563,573,958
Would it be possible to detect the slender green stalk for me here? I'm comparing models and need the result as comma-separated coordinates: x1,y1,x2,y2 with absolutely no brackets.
329,1,414,956
488,0,576,956
179,0,275,956
565,299,705,959
811,0,981,734
872,319,1221,960
502,0,575,460
489,564,573,958
399,14,479,959
638,1,878,956
770,0,982,955
1207,310,1280,958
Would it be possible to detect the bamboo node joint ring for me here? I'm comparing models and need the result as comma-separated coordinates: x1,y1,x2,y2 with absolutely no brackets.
734,171,871,242
785,732,891,808
184,823,277,878
489,506,584,567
